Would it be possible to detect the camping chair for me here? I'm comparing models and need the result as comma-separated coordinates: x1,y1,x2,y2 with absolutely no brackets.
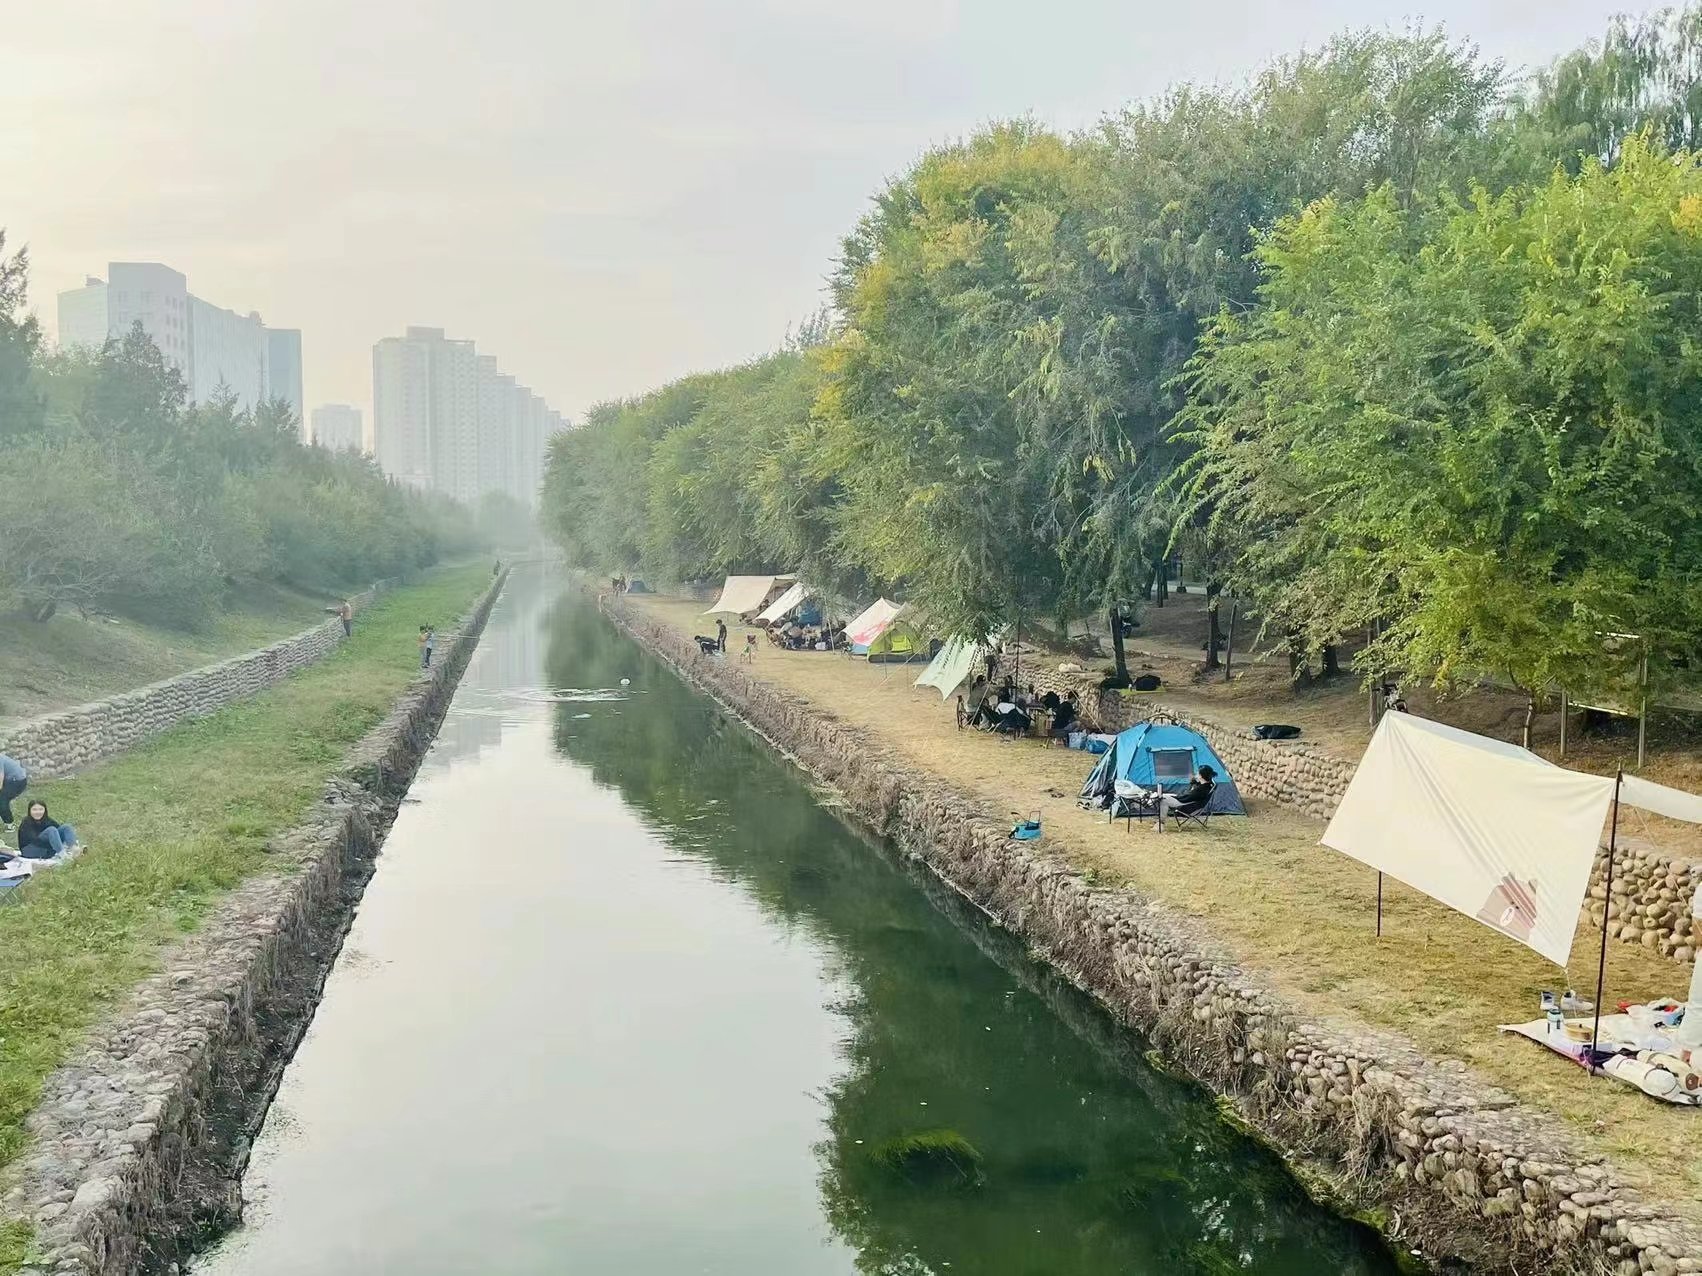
1170,782,1216,831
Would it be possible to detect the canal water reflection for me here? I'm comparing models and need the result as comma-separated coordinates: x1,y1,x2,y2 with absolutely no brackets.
195,569,1398,1275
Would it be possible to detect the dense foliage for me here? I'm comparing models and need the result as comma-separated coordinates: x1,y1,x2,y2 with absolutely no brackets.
544,11,1702,704
0,241,477,625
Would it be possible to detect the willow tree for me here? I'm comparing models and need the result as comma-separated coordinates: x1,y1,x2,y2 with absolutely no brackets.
1179,137,1702,711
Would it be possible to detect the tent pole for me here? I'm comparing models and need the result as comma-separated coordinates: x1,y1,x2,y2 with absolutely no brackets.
1637,652,1648,772
1376,872,1383,937
1589,770,1623,1072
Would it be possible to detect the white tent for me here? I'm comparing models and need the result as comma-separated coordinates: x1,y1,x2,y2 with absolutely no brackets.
702,575,793,618
915,636,984,699
1323,711,1702,965
756,582,810,627
845,598,903,652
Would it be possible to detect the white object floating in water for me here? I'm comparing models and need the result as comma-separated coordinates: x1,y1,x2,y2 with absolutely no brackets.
573,713,592,719
620,677,631,686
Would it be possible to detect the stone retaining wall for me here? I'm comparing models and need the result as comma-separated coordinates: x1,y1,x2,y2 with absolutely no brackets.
1002,657,1702,965
623,604,1702,1276
1,571,506,1276
0,583,392,780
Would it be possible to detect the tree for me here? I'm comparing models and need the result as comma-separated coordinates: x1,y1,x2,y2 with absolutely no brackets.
0,231,43,443
1178,137,1702,708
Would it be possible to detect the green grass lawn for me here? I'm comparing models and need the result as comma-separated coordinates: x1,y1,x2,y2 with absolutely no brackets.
0,563,489,1269
0,578,347,725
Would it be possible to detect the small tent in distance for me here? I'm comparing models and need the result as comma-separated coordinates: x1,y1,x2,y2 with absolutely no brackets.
844,598,928,661
1080,720,1247,815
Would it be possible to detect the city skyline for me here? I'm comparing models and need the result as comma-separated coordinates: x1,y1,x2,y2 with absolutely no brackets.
57,261,303,421
372,325,566,508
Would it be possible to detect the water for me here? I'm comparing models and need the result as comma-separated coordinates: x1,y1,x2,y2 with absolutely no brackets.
195,570,1399,1275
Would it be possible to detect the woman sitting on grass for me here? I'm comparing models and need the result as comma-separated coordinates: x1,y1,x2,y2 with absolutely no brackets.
13,800,80,860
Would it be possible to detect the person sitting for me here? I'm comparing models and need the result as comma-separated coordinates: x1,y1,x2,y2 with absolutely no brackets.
1047,692,1079,743
13,800,78,860
1150,766,1216,832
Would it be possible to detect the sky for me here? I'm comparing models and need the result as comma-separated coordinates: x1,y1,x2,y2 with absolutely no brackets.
2,0,1646,427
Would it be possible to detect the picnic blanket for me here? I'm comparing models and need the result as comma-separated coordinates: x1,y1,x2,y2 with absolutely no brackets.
1502,1010,1702,1105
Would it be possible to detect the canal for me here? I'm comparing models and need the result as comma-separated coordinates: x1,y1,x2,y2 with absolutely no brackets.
194,569,1400,1275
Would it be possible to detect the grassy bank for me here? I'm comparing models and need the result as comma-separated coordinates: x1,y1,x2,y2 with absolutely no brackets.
0,579,354,726
632,594,1702,1223
0,563,489,1267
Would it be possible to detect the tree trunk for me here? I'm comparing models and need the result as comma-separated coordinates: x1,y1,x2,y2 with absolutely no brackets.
1153,558,1168,607
1108,607,1129,686
1203,581,1222,669
1287,634,1311,687
1321,643,1341,678
1522,693,1537,750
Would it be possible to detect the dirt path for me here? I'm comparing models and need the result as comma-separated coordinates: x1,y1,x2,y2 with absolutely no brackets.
636,595,1702,1218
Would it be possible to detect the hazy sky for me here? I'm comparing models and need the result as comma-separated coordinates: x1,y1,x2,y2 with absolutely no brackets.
5,0,1640,424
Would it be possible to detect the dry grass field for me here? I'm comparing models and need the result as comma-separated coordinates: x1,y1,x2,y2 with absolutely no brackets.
635,593,1702,1218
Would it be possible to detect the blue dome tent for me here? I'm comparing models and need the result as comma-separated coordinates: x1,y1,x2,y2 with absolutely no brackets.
1079,719,1247,815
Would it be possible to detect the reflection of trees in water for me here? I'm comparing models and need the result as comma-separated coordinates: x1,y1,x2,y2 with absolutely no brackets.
543,594,1394,1276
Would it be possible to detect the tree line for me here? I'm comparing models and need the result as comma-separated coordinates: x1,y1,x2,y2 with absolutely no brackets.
544,10,1702,707
0,247,482,626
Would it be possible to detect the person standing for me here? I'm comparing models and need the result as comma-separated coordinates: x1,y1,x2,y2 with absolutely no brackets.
338,599,353,638
0,754,24,828
716,619,728,653
419,625,437,669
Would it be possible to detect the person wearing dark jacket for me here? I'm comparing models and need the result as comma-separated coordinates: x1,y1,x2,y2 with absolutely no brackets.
1152,766,1215,832
13,800,77,860
0,753,26,828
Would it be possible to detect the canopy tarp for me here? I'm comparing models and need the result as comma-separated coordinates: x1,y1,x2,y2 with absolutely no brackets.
702,575,793,617
846,598,902,653
1323,713,1614,965
757,582,810,626
916,636,984,698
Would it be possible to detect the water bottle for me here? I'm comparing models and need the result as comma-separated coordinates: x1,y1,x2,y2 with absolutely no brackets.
1546,1005,1563,1035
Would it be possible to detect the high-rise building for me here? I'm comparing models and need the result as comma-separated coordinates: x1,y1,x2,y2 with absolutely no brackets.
55,262,300,416
310,403,363,452
265,329,304,427
371,326,568,507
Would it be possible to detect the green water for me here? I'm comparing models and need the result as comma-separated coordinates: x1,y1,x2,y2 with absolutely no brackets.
195,571,1400,1275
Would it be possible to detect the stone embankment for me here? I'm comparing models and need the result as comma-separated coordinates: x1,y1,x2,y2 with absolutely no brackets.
0,584,390,780
1,572,506,1276
1007,658,1702,966
613,601,1702,1276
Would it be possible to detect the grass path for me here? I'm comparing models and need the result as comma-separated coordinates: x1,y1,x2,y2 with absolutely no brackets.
0,563,488,1265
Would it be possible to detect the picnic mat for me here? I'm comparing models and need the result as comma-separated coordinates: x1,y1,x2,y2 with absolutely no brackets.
1502,1012,1702,1105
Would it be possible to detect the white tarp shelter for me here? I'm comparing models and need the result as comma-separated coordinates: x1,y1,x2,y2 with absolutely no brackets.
845,598,903,652
756,582,811,626
915,636,984,699
1323,711,1702,965
703,575,793,618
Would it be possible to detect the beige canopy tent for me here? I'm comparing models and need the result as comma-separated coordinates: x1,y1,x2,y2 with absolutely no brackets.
702,575,795,618
915,635,985,698
756,582,811,627
1323,711,1702,966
